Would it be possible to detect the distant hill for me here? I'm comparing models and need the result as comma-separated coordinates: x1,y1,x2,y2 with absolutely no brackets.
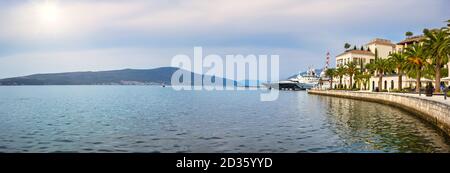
0,67,236,86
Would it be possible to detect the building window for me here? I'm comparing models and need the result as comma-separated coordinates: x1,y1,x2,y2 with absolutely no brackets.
384,80,387,90
391,80,394,89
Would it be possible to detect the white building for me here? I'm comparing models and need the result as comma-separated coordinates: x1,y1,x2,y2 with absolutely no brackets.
334,49,374,89
334,38,398,89
334,36,449,91
395,35,424,52
336,50,375,68
366,38,396,59
445,62,450,84
369,75,411,91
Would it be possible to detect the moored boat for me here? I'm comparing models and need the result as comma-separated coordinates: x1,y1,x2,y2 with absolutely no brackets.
263,68,319,90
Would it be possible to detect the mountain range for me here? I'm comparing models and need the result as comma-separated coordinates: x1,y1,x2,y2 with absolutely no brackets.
0,67,323,86
0,67,235,86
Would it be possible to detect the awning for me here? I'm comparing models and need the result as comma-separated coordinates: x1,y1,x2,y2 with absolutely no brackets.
441,77,450,81
404,78,434,82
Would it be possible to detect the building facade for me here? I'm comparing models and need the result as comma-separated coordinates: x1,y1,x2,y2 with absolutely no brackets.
333,36,449,90
334,38,399,90
335,50,375,67
366,38,396,59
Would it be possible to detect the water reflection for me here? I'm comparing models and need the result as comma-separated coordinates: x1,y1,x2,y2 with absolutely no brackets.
314,95,450,152
0,86,448,153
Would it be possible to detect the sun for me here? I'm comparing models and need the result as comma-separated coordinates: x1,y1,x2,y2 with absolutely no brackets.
36,0,62,27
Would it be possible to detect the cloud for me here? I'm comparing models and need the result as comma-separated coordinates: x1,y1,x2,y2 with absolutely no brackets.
0,46,322,79
0,0,448,78
0,0,145,41
1,0,447,42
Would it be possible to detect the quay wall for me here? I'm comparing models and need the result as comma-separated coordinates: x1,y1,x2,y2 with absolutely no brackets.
307,90,450,136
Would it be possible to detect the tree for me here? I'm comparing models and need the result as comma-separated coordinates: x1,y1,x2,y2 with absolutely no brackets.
335,66,346,89
358,58,364,72
353,45,357,50
354,72,371,90
404,44,428,93
361,74,372,90
405,31,414,38
354,71,362,89
374,48,378,59
360,46,364,51
325,68,336,89
388,52,407,90
344,43,351,49
345,61,358,89
366,58,392,91
422,28,450,92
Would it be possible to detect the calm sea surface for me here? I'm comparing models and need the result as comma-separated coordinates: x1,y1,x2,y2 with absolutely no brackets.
0,86,449,153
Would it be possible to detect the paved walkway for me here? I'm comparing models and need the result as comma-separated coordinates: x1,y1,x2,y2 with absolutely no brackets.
354,91,450,106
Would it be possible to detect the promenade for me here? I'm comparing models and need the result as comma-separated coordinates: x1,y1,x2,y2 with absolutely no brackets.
359,91,450,106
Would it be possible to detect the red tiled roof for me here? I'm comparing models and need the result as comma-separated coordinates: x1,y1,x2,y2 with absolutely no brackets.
396,35,425,45
336,50,375,57
366,39,395,47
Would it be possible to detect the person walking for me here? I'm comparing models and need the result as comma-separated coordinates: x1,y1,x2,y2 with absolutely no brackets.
425,82,433,97
444,85,449,100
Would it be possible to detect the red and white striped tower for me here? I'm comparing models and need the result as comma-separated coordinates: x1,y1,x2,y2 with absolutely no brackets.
325,52,330,70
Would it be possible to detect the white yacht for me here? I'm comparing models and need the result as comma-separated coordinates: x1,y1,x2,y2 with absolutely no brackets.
295,68,320,90
262,79,300,90
263,68,320,90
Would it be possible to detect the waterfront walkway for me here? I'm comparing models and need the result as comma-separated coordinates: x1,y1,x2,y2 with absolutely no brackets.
355,91,450,106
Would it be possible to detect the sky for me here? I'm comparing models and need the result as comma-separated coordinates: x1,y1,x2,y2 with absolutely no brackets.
0,0,448,79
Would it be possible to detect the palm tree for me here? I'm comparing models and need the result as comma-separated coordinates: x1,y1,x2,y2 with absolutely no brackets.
374,48,379,59
335,66,346,89
325,68,336,89
367,58,391,91
423,28,450,92
345,61,358,89
355,72,371,90
388,52,407,90
404,44,428,93
361,73,372,90
353,71,364,90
